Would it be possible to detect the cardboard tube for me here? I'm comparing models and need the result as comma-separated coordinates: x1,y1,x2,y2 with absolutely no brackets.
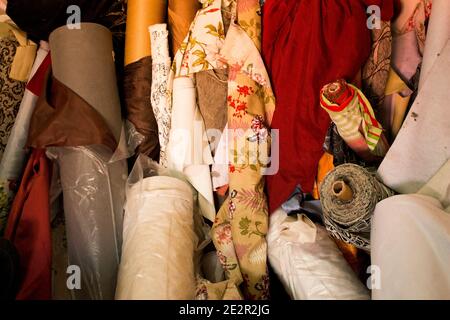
332,181,354,201
125,0,167,65
168,0,201,55
49,23,122,142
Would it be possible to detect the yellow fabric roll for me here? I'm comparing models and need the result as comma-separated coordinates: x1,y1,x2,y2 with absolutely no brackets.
168,0,201,56
124,0,167,66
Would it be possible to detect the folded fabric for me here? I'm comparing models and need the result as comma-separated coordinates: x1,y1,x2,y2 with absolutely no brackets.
116,175,196,300
263,0,374,214
0,238,20,300
267,208,370,300
149,23,171,166
372,194,450,299
320,164,394,251
320,79,389,162
4,149,52,300
378,43,450,195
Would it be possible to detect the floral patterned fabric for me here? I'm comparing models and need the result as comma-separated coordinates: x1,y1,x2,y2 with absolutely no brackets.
170,0,275,299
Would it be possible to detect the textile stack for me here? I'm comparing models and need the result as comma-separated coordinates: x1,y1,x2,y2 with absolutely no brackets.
0,0,448,303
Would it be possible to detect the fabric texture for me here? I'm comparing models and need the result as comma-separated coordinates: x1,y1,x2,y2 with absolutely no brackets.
320,164,394,251
116,175,196,300
4,149,52,300
267,208,370,300
149,24,172,167
168,0,201,56
263,0,375,213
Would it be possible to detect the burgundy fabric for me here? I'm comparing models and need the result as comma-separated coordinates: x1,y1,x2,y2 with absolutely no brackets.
26,52,51,96
4,149,52,300
263,0,384,213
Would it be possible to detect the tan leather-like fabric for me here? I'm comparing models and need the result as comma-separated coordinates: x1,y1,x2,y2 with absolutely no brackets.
168,0,201,55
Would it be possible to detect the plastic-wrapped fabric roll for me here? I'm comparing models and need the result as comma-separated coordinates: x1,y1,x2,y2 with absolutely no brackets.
48,146,126,300
115,175,196,300
378,44,450,195
320,79,389,162
168,0,201,56
267,208,370,300
46,24,126,299
319,164,394,251
419,0,450,88
124,0,166,66
149,23,171,167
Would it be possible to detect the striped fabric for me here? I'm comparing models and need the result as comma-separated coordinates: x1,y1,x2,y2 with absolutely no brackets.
320,80,388,160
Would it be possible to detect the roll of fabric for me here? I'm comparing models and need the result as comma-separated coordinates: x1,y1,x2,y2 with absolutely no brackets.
263,0,375,214
419,0,450,87
267,208,370,300
168,0,201,56
149,23,171,167
49,23,122,142
378,43,450,195
0,29,26,162
124,0,166,66
372,194,450,299
320,164,394,251
48,146,126,300
0,43,49,235
115,175,196,300
4,149,52,300
320,79,389,162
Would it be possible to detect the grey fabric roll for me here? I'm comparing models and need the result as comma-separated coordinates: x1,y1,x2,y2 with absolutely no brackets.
320,164,394,251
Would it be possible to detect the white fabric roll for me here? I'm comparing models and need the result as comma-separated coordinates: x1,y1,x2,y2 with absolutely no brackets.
372,194,450,300
212,123,229,190
378,43,450,194
166,76,215,222
115,175,197,300
419,0,450,88
0,43,49,182
267,208,370,300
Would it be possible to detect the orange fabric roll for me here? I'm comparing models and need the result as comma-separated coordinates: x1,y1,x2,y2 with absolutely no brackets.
124,0,167,66
168,0,201,56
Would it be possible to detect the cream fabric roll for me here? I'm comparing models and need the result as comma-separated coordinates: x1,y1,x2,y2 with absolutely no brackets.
378,43,450,194
0,43,48,182
212,123,229,190
419,0,450,88
267,208,370,300
166,76,215,221
372,194,450,299
115,175,196,300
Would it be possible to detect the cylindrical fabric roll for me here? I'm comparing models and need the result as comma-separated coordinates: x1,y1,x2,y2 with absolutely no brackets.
267,208,370,300
319,164,394,251
48,146,126,300
0,44,49,186
168,0,201,56
49,23,122,142
115,175,196,300
149,23,171,167
320,79,389,162
372,194,450,299
419,0,450,88
124,0,166,66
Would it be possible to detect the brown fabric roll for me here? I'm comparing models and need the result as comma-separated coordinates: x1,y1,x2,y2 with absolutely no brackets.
124,0,167,65
168,0,201,56
195,69,228,147
27,70,117,152
124,56,160,160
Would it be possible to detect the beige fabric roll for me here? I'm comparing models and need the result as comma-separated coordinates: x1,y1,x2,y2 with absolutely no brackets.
168,0,201,55
124,0,167,65
116,175,197,300
49,23,122,142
